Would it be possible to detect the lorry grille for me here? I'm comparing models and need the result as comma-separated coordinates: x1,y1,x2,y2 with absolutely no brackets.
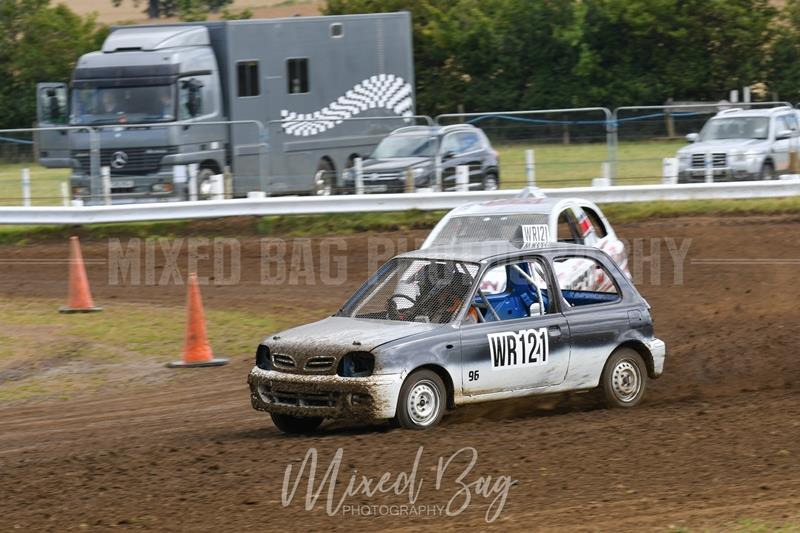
73,146,178,174
271,353,296,369
691,153,727,168
304,356,336,371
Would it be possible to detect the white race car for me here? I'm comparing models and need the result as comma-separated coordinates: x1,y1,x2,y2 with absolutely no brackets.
422,190,629,294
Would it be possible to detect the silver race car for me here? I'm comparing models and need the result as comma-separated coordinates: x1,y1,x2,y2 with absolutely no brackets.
248,240,665,434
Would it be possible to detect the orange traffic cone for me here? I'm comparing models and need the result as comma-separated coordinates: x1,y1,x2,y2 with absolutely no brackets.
167,273,228,368
59,236,102,313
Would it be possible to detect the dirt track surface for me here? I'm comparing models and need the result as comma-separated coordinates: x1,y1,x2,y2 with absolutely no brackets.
1,214,800,531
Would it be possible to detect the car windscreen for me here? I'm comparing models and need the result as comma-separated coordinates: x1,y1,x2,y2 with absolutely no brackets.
336,257,480,324
370,134,437,158
700,117,769,141
428,214,550,247
71,85,176,125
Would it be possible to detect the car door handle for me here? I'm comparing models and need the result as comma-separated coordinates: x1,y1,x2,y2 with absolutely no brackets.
548,325,562,338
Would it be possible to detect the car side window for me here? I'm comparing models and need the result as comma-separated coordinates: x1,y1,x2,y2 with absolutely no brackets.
470,259,552,323
457,132,481,153
441,134,460,155
557,209,582,244
582,207,608,238
554,256,619,307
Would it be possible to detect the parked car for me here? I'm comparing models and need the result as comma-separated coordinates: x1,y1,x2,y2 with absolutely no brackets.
339,124,499,193
248,241,665,433
422,190,630,293
676,106,800,182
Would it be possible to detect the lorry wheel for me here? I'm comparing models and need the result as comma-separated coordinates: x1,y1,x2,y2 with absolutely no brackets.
314,160,335,196
600,348,647,408
197,167,217,199
396,369,446,429
270,413,323,434
759,162,775,181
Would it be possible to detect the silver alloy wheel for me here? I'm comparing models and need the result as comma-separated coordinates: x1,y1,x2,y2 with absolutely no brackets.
314,169,333,196
406,379,440,426
611,358,642,403
483,174,498,191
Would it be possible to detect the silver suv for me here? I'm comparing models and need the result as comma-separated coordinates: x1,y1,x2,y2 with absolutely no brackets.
677,106,800,182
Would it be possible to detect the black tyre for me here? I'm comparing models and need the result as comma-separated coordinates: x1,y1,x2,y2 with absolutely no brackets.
600,348,648,408
759,162,775,181
396,369,446,429
482,171,499,191
270,413,323,434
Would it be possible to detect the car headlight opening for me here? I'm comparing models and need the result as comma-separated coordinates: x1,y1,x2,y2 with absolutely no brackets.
337,351,375,377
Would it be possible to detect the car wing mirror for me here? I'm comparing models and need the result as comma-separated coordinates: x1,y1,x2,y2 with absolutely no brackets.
685,133,699,143
442,150,457,160
776,129,793,140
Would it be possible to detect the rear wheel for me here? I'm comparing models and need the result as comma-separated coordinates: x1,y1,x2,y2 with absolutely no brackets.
396,369,446,429
314,159,336,196
601,348,647,408
270,413,323,434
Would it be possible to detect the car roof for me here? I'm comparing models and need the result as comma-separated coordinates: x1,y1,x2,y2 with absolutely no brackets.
396,240,595,263
389,124,481,136
712,106,795,119
443,196,566,216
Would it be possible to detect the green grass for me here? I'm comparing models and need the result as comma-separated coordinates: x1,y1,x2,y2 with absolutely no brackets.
0,162,70,206
0,297,313,401
496,139,685,188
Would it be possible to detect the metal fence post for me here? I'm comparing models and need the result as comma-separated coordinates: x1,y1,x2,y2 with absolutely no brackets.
606,110,618,185
705,151,713,183
525,149,536,187
354,157,364,195
101,166,111,205
188,164,199,201
21,168,31,207
404,167,415,193
88,128,101,202
455,165,469,192
61,182,70,207
434,153,443,192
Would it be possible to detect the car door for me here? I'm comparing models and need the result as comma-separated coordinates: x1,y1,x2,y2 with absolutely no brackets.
459,257,571,396
772,114,795,173
438,132,461,187
36,82,71,164
552,253,632,387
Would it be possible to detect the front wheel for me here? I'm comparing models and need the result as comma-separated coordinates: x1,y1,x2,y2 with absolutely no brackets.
482,171,499,191
396,370,446,429
600,348,647,408
270,413,323,434
759,162,775,181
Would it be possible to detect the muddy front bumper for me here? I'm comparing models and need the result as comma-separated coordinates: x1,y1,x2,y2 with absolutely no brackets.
247,367,403,420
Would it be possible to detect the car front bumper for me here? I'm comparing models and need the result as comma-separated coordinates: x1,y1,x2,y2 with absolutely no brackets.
247,367,403,420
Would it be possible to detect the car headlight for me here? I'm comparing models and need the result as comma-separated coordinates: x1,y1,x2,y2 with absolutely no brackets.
72,186,89,196
337,351,374,377
255,344,271,370
151,183,174,193
412,166,429,177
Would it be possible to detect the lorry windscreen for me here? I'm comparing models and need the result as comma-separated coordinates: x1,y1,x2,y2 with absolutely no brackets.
71,85,175,125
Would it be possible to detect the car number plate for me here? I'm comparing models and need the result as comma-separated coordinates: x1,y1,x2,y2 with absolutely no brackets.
111,180,135,189
364,184,388,193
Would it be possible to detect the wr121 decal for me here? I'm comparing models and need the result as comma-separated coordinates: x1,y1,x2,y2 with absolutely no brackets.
488,327,549,370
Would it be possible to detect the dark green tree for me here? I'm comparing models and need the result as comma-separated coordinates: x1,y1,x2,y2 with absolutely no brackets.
767,0,800,103
0,0,107,129
110,0,234,20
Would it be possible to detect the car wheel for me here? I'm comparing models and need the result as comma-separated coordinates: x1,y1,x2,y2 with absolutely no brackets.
314,160,335,196
482,172,499,191
396,369,446,429
601,348,647,408
270,413,323,434
759,162,775,181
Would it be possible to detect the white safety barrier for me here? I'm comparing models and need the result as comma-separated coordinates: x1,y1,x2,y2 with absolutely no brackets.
0,180,799,225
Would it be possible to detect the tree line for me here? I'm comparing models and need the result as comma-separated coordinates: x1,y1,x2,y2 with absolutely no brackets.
2,0,800,130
